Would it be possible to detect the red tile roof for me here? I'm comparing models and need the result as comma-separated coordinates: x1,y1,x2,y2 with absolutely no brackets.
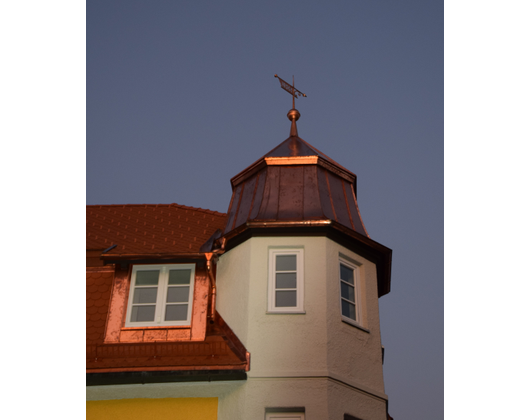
86,203,227,255
86,270,113,344
86,268,248,373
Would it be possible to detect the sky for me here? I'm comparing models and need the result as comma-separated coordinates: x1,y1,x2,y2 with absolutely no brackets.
86,1,443,419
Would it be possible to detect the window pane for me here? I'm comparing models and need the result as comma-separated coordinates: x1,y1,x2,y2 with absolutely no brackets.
136,270,160,285
341,282,355,303
133,287,158,304
131,305,156,322
340,264,354,284
165,304,188,321
276,255,296,271
341,300,356,320
276,272,296,289
168,269,191,285
166,286,190,303
276,290,297,307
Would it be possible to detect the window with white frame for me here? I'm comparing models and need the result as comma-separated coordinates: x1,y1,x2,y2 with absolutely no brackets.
339,258,359,323
268,249,304,313
125,264,195,327
265,413,305,420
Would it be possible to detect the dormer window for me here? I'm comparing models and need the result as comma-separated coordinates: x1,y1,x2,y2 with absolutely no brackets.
125,264,195,327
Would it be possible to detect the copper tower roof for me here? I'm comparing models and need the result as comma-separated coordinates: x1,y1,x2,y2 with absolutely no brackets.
223,110,369,237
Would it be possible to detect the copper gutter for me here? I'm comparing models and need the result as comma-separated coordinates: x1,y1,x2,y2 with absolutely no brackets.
205,238,226,324
86,368,248,386
100,252,209,260
205,253,217,324
86,365,247,374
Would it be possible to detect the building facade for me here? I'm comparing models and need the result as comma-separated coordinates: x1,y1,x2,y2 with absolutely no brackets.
86,107,393,420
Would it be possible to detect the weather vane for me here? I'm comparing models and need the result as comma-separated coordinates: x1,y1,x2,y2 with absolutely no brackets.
274,74,307,109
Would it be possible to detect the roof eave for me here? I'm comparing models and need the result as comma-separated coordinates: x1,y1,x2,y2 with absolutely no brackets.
99,252,211,267
86,369,247,386
222,220,392,297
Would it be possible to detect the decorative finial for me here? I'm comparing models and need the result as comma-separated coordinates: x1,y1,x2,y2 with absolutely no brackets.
274,74,307,137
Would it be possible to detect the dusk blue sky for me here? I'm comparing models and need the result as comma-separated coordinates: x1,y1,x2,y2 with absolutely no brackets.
87,2,443,419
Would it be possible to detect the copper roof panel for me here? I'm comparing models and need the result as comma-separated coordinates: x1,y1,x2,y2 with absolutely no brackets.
317,166,337,221
256,166,281,220
327,171,354,229
248,172,266,220
265,137,318,157
303,165,324,219
224,184,242,232
345,183,368,235
234,174,257,228
278,166,304,219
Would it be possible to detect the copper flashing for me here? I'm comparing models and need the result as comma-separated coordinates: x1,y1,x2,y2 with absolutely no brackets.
265,156,319,165
245,219,332,229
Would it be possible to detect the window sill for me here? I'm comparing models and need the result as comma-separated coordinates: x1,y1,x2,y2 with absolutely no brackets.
341,317,370,333
121,325,191,331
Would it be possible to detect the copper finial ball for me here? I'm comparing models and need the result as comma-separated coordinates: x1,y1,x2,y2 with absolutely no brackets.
287,109,300,121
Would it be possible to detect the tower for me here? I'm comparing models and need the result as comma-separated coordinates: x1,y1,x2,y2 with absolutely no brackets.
214,102,392,419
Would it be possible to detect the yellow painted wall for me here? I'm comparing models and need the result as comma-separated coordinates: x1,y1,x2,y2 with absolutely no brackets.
87,397,218,420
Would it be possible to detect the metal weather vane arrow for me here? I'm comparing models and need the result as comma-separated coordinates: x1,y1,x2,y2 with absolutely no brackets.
274,74,307,109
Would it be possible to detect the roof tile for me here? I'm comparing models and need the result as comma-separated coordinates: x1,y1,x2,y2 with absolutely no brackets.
87,203,227,256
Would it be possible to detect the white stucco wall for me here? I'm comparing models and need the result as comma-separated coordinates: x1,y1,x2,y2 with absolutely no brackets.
324,240,385,393
215,235,387,418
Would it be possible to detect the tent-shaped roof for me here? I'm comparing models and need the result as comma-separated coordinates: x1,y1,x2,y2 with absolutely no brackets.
223,130,368,237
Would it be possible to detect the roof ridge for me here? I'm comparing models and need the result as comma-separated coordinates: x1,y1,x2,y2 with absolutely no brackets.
169,203,227,217
86,203,227,217
296,137,353,174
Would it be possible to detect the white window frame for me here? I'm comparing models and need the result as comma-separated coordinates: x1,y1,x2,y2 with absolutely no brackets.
268,249,304,313
125,263,195,327
339,257,361,326
265,413,305,420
